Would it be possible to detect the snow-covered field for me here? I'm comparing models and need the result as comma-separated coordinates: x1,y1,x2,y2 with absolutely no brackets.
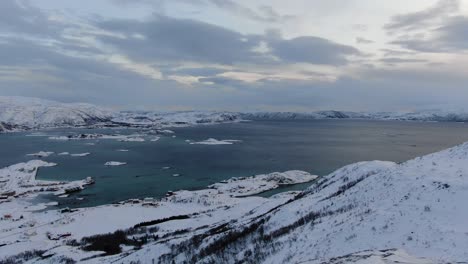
0,142,467,263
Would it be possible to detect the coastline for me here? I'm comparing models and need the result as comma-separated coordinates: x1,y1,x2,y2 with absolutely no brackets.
1,141,467,263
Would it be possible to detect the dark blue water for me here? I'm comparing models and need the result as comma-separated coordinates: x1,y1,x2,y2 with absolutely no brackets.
2,119,468,208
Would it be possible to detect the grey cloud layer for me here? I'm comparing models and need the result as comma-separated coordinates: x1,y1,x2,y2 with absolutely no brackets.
0,0,60,36
95,15,359,65
393,16,468,52
0,0,467,112
268,36,359,65
96,15,259,65
386,0,468,53
112,0,293,23
385,0,459,32
206,0,294,23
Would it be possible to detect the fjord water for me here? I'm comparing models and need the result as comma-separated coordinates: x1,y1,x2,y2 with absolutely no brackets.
3,119,468,208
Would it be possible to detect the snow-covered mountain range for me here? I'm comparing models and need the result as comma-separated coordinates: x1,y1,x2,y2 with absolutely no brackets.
2,96,468,132
240,110,468,122
0,97,242,132
0,96,113,131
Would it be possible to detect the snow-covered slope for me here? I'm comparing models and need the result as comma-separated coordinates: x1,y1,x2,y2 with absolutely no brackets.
371,110,468,122
240,110,367,120
112,111,241,127
118,142,468,263
0,96,242,131
240,110,468,122
0,96,113,130
0,122,24,132
113,109,468,125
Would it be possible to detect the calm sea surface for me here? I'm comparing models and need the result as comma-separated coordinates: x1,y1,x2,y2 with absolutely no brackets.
2,119,468,207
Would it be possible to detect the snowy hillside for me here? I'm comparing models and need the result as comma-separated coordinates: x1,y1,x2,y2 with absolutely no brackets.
240,111,366,120
2,142,468,263
0,96,113,130
0,122,25,132
115,109,468,124
0,96,242,131
112,111,241,127
371,110,468,122
240,110,468,122
114,142,467,263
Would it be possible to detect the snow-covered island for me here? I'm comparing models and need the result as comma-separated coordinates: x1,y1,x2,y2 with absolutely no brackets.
104,161,127,166
70,153,91,157
209,170,317,197
190,138,242,145
50,133,142,141
0,142,468,263
26,151,54,158
118,137,145,142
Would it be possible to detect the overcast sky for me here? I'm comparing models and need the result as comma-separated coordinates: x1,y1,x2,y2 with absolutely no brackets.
1,0,468,111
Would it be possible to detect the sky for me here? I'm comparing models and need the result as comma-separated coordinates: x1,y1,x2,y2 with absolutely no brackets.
1,0,468,112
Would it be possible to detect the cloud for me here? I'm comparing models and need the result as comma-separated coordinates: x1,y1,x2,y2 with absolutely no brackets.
207,0,294,23
384,0,468,53
94,14,360,66
2,0,467,112
164,67,227,77
384,0,459,32
352,24,368,32
95,15,261,65
0,37,167,102
2,34,468,112
198,76,247,86
111,0,294,23
195,67,468,112
356,37,374,44
267,36,360,65
380,49,416,57
379,57,427,64
391,16,468,53
0,0,65,37
434,16,468,50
